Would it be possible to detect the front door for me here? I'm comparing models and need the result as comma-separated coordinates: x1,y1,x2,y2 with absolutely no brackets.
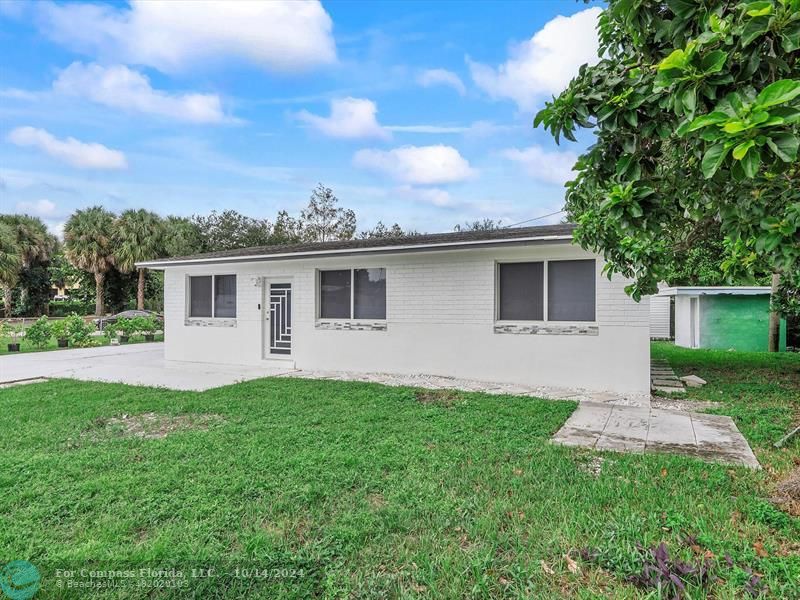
267,282,292,356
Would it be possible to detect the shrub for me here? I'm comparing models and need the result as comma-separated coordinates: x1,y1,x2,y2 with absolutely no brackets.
51,319,68,341
133,315,157,335
64,313,94,347
113,317,136,338
48,300,94,317
25,316,52,349
5,323,24,343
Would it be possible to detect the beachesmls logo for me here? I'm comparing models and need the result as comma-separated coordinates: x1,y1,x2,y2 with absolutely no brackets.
0,561,40,600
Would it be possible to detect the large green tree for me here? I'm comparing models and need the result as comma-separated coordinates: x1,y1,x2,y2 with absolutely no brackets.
64,206,116,316
113,209,164,310
0,214,56,316
162,216,204,257
300,184,356,242
535,0,799,350
0,222,23,318
192,210,273,251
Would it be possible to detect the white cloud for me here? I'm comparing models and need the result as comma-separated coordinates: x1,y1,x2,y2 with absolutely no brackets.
385,125,467,134
468,7,601,111
46,221,65,239
353,145,476,185
502,145,578,185
417,69,466,95
15,198,57,217
53,62,228,124
295,98,389,140
385,121,518,136
0,88,40,101
396,185,455,207
8,126,128,170
35,0,336,74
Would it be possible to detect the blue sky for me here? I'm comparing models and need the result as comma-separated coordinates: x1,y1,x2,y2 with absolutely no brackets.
0,0,603,237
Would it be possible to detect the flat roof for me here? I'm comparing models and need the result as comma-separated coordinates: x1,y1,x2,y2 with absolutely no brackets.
137,223,576,268
657,286,772,296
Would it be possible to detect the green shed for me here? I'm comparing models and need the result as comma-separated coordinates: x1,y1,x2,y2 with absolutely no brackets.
658,287,786,352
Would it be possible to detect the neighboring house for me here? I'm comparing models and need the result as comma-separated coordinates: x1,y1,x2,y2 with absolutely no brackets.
649,291,672,340
138,224,651,394
51,281,81,300
657,286,786,352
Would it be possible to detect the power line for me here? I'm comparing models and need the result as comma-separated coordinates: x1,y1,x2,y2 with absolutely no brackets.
503,209,565,229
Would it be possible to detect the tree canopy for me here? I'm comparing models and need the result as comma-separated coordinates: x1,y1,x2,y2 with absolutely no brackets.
535,0,799,302
114,209,165,310
64,206,116,316
301,184,357,242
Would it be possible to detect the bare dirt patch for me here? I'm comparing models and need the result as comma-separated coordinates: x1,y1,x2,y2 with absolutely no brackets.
577,455,610,478
84,412,226,441
415,389,462,407
772,466,800,516
367,493,386,509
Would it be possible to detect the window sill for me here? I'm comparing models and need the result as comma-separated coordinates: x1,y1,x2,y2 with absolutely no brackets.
185,318,237,328
494,322,598,336
315,320,387,331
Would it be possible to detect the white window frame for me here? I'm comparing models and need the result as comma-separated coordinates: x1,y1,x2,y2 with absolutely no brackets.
186,274,238,320
316,268,387,322
494,259,597,324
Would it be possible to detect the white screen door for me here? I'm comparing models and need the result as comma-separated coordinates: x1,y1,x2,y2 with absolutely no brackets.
268,282,292,355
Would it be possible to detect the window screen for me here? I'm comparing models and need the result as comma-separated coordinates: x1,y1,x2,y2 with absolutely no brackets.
498,262,544,320
320,270,351,318
354,268,386,319
214,274,237,318
548,259,595,321
189,276,212,318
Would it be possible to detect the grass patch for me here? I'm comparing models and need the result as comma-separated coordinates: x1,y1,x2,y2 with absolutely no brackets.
0,347,798,597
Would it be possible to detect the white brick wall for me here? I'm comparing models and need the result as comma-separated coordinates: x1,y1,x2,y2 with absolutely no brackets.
161,242,651,393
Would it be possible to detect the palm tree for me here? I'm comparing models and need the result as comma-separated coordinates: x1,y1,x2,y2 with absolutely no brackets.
113,209,164,310
64,206,116,316
0,222,23,317
0,215,56,316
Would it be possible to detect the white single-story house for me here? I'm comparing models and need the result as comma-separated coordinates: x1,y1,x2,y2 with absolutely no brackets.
657,286,786,351
138,224,651,394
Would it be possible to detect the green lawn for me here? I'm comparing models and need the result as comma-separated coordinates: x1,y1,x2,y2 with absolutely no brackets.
0,345,798,598
0,333,164,355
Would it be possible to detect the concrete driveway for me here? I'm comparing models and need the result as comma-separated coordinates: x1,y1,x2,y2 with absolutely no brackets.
0,344,296,391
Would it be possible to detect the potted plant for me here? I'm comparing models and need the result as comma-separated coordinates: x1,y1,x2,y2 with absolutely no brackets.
5,322,23,352
64,313,94,348
114,317,133,343
25,316,52,350
51,319,69,347
136,316,157,342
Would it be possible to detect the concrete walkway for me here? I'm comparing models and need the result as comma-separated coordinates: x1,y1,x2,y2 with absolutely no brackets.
553,401,759,468
0,344,295,391
651,358,686,394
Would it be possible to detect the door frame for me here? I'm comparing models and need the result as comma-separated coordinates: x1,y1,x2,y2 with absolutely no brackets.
689,296,699,348
262,276,294,360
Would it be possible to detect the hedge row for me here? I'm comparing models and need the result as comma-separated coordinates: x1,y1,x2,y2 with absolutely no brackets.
48,300,95,317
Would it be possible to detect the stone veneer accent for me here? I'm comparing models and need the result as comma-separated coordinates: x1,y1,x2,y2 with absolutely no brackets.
316,320,387,331
494,323,599,336
184,318,237,328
